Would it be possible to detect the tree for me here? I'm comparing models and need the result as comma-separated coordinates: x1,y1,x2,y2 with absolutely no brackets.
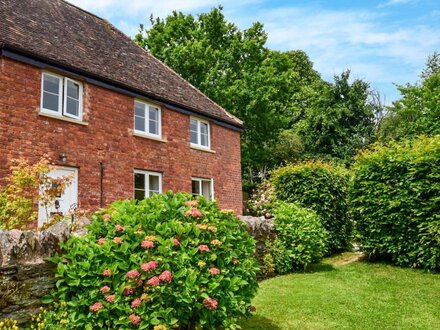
291,71,376,162
135,7,322,182
379,52,440,141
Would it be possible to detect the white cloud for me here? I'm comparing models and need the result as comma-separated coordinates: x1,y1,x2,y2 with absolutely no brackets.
377,0,415,9
240,6,440,100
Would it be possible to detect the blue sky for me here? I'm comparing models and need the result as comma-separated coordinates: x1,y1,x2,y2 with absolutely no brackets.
69,0,440,103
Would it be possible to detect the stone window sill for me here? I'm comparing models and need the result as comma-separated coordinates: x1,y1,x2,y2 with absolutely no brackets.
133,132,167,143
39,111,88,126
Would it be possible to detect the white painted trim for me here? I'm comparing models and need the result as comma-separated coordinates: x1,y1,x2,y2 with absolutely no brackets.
40,72,63,116
134,100,162,139
40,71,84,122
133,170,163,198
190,116,211,149
63,77,83,120
191,177,214,201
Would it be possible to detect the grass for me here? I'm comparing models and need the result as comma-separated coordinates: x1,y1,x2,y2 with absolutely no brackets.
240,253,440,330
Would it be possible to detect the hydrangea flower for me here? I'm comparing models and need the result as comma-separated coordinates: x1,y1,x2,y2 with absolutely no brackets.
173,238,180,246
102,269,111,276
184,200,198,207
123,287,134,296
129,314,141,325
100,285,110,294
113,237,123,244
98,238,106,245
115,224,124,232
126,269,140,279
131,298,142,308
186,208,203,218
203,297,218,310
159,270,173,282
105,294,115,303
146,276,160,286
103,214,111,222
209,268,220,275
211,239,222,246
145,235,157,241
207,226,217,232
141,261,158,272
89,302,103,312
141,240,155,249
198,244,210,252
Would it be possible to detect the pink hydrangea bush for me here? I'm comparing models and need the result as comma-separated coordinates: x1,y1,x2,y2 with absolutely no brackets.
244,181,275,218
44,192,259,329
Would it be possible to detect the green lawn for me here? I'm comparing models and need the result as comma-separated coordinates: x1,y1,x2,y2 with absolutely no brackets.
240,254,440,330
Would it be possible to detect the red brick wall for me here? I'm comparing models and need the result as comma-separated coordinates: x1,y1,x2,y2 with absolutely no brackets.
0,58,242,214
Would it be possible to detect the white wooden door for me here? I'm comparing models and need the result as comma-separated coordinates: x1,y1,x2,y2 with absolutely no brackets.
38,167,78,227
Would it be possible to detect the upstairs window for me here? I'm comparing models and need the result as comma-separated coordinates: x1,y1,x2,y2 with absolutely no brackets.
41,72,83,120
134,170,162,200
134,101,161,138
192,177,214,201
190,117,210,149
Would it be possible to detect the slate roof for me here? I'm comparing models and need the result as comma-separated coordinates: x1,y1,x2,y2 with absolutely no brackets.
0,0,243,128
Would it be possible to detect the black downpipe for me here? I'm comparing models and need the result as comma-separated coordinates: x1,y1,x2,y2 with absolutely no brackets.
100,162,104,208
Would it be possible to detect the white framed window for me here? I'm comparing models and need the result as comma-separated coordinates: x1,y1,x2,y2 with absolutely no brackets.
134,170,162,200
134,100,161,138
41,72,83,120
190,117,210,149
192,177,214,201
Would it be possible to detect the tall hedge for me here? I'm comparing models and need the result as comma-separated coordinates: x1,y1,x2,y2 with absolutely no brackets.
349,135,440,270
271,161,352,253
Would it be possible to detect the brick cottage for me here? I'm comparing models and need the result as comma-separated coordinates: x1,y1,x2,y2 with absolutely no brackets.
0,0,244,225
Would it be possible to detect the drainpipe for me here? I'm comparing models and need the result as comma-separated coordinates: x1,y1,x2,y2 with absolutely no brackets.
100,162,104,208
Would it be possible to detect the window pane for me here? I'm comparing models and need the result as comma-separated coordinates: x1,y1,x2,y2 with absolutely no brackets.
134,189,145,201
66,97,79,117
200,133,208,147
134,173,145,189
66,80,79,100
202,180,211,200
43,74,60,94
192,180,200,196
135,116,145,131
149,175,160,193
149,107,158,121
134,102,145,117
190,119,198,132
149,119,158,135
190,131,198,144
200,122,208,135
42,92,59,112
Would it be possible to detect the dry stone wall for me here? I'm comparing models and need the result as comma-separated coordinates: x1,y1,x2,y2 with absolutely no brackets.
0,219,88,324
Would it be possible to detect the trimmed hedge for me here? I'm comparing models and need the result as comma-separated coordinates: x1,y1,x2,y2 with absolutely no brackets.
266,202,328,274
271,161,352,253
349,135,440,270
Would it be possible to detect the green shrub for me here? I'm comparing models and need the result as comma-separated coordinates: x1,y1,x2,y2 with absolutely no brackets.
268,203,328,273
349,135,440,270
42,192,259,329
271,161,352,253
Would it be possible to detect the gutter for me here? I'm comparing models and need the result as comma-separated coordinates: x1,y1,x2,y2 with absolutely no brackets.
0,45,244,132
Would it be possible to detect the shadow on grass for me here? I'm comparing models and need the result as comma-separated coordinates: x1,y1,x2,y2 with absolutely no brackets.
239,315,282,330
304,262,336,273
